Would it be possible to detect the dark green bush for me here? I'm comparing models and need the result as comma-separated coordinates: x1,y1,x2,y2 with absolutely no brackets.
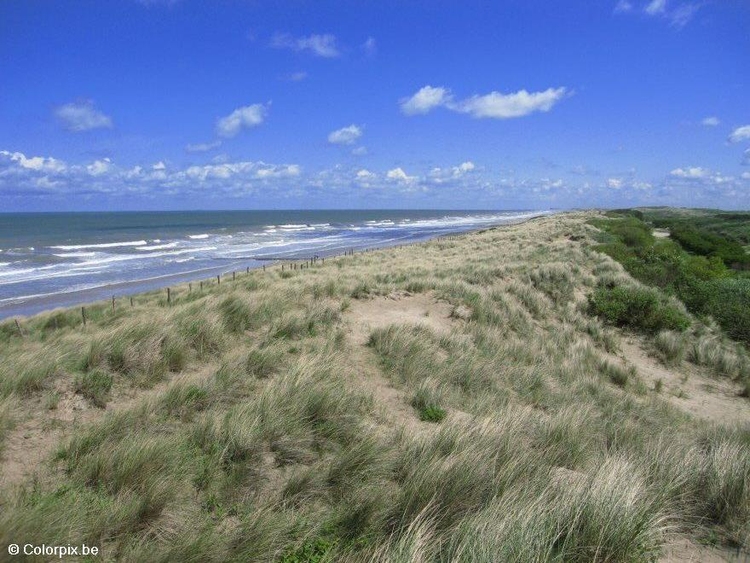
702,279,750,345
589,286,690,334
417,404,447,423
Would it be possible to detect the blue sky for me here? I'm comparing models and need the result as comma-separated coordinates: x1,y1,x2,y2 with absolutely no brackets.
1,0,748,211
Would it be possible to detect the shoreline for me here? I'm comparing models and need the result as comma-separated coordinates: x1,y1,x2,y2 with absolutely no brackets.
1,213,549,323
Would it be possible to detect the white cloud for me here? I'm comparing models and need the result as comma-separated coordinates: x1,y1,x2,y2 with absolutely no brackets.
152,161,166,171
701,116,720,127
386,167,417,183
645,0,667,15
400,85,569,119
351,146,368,156
55,100,113,132
87,158,112,176
362,37,377,57
186,140,222,153
0,150,66,173
619,0,700,27
614,0,634,13
356,169,375,178
216,103,267,138
429,161,477,184
271,33,340,58
400,86,453,115
286,71,308,82
669,167,734,186
328,124,363,145
670,167,709,179
728,125,750,143
607,178,624,189
255,164,301,179
455,87,568,119
669,3,700,27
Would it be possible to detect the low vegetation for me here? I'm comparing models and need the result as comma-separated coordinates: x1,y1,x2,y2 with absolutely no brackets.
0,211,748,561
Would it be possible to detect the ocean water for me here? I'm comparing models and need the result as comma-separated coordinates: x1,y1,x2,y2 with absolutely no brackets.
0,209,547,319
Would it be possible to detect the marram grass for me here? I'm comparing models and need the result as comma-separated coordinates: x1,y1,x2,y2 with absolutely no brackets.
0,211,748,561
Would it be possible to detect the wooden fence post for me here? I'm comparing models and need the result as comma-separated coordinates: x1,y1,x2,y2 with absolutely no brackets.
81,307,86,326
167,287,171,304
217,275,220,285
14,319,23,337
112,296,115,312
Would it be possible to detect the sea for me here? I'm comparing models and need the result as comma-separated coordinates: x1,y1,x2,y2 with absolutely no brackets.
0,209,548,320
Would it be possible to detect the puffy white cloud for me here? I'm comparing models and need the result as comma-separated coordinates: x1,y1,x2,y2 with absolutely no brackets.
0,150,66,173
328,124,363,145
400,85,568,119
701,116,720,127
271,33,340,58
429,161,476,183
0,148,304,200
454,87,568,119
400,86,453,115
645,0,666,15
356,169,376,179
386,167,417,183
216,104,267,138
670,167,709,179
185,140,222,153
668,166,734,186
87,158,112,176
607,178,623,189
728,125,750,143
55,100,113,132
255,164,301,179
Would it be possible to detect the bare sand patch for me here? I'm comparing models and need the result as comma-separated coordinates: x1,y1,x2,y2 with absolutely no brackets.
345,290,455,346
0,365,216,488
661,536,745,562
342,291,458,433
619,340,750,425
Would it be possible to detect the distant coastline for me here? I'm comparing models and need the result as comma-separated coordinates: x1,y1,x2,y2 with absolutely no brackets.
0,209,549,320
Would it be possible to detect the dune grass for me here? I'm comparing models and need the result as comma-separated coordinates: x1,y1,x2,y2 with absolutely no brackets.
0,211,748,561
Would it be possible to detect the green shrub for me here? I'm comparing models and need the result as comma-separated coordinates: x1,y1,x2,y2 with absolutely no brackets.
417,404,447,423
411,385,447,423
280,537,336,563
589,286,690,333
